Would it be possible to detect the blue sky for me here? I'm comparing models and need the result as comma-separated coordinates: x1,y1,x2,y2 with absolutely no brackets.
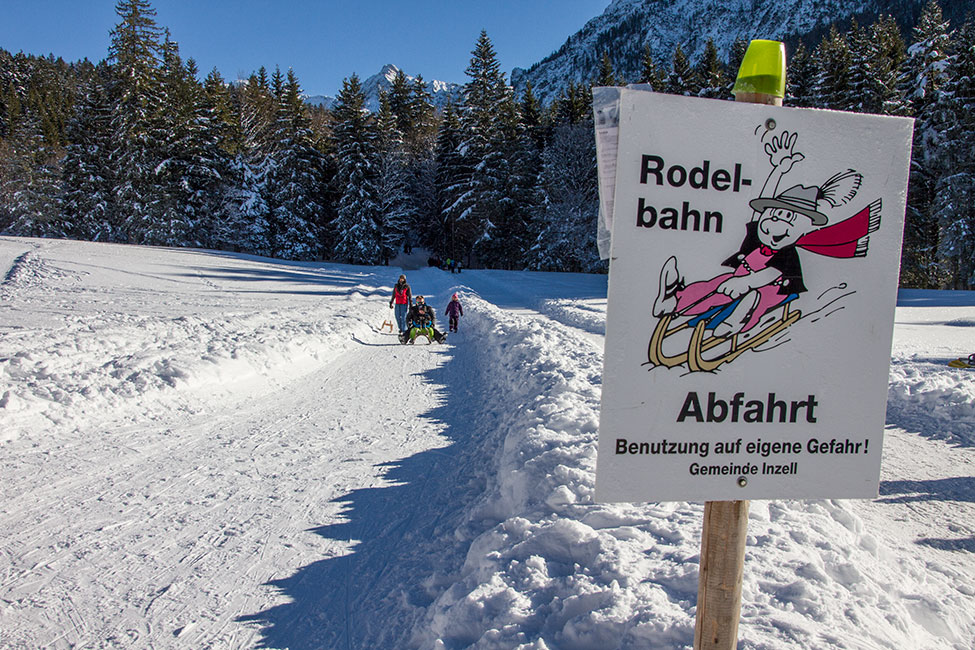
1,1,609,97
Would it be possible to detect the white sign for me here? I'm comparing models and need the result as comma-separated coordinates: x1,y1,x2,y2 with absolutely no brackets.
596,91,914,502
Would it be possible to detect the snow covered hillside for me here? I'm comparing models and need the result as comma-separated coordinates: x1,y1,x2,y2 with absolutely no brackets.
1,236,974,649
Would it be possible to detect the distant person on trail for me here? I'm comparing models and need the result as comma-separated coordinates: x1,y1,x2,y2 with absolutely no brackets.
405,295,446,344
445,294,463,333
389,275,412,336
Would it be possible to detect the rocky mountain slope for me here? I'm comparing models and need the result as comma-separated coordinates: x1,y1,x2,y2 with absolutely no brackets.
511,0,967,104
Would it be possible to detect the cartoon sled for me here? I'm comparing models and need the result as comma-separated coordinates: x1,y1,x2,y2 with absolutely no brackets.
648,292,800,372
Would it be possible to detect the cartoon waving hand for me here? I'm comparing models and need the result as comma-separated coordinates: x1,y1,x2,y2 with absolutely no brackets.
758,130,805,205
765,131,805,174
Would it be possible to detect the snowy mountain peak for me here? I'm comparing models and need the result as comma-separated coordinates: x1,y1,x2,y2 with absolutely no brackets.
305,64,461,112
378,63,401,82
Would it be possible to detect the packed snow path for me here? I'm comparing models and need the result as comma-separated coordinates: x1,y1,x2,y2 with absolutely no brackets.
2,328,454,647
2,237,974,649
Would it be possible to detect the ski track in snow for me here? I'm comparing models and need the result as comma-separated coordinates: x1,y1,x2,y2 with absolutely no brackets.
1,237,974,649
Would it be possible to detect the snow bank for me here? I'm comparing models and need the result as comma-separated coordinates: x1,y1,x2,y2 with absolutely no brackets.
0,254,390,443
414,293,975,649
887,354,975,446
535,298,606,336
413,294,699,648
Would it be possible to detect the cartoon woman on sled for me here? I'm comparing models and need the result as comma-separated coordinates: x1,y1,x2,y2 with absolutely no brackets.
648,129,881,372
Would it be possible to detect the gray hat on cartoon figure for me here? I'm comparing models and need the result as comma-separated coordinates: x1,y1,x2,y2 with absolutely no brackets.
749,184,828,226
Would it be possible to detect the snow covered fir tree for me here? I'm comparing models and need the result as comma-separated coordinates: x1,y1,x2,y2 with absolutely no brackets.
1,0,975,287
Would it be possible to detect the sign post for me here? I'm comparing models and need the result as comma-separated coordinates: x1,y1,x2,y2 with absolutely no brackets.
594,38,914,648
694,41,784,650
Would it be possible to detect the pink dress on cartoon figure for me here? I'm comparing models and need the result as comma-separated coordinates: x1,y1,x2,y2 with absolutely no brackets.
672,248,790,333
668,218,807,333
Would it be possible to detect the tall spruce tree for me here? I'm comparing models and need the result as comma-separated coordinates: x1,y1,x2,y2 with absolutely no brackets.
331,74,383,264
203,67,238,155
385,69,436,156
933,15,975,288
62,66,116,241
901,0,953,287
434,101,468,260
638,45,664,90
267,68,324,260
218,71,274,255
666,44,694,95
454,31,522,267
478,91,537,269
813,26,854,110
384,71,437,256
153,36,225,247
786,42,816,107
846,20,872,112
528,123,601,272
597,51,618,86
865,15,909,116
107,0,164,244
376,92,412,263
520,81,545,151
0,111,63,236
695,39,726,99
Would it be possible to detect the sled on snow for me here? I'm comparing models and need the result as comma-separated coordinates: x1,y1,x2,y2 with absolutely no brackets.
402,325,446,345
948,354,975,369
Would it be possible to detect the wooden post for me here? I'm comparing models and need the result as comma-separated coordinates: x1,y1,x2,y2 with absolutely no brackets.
694,500,750,649
693,39,785,650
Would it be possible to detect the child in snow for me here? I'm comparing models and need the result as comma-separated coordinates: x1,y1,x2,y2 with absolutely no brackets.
389,275,412,336
445,294,463,333
405,295,446,344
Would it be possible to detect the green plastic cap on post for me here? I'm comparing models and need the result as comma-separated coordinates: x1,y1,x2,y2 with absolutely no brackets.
732,39,786,99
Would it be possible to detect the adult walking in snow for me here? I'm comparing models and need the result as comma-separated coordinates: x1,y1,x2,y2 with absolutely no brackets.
445,294,463,333
389,275,412,336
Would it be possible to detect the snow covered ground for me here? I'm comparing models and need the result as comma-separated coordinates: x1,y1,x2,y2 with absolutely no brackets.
1,235,973,649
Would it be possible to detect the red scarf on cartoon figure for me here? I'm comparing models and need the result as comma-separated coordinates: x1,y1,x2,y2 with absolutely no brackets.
794,199,882,259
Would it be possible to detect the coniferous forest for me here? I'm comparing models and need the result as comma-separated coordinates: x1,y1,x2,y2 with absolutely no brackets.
1,0,974,287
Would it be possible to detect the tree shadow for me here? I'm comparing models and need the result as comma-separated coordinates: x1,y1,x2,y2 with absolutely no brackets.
878,477,975,504
176,265,392,298
884,407,975,450
238,340,504,649
878,477,975,554
917,536,975,553
896,288,975,307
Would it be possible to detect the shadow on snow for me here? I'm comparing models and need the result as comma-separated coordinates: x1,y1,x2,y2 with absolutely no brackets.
238,331,506,649
176,265,391,298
